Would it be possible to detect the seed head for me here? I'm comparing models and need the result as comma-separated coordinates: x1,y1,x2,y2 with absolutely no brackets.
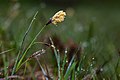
46,10,66,25
52,10,66,25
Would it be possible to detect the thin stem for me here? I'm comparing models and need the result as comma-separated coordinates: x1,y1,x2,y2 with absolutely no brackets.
16,25,47,71
21,11,39,52
0,49,13,55
11,11,38,75
57,50,61,80
35,57,48,80
49,37,61,80
64,55,75,77
61,49,67,77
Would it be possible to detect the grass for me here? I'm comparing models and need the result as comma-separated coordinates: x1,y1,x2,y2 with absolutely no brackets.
11,11,39,75
0,2,120,80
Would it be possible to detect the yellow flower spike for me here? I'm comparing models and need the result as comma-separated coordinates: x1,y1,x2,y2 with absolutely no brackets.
52,10,66,25
46,10,66,25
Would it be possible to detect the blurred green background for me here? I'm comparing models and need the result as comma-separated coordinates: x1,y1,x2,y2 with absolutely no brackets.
0,0,120,79
1,0,120,46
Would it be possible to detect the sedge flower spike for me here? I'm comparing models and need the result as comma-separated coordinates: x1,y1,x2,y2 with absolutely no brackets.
52,10,66,25
46,10,66,25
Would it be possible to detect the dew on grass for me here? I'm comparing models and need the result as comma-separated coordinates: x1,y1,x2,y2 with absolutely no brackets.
81,68,85,71
100,68,103,72
66,60,68,63
51,45,55,48
90,64,93,67
92,57,95,60
57,49,59,52
65,50,67,54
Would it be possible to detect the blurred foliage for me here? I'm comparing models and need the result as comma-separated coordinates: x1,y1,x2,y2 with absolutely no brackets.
0,0,120,79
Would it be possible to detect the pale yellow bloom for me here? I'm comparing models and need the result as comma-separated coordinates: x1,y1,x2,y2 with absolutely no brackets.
51,10,66,25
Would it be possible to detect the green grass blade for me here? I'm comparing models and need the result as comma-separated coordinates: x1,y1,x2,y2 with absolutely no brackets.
65,55,75,76
57,50,61,80
49,37,62,80
0,49,13,55
16,25,46,71
64,62,76,80
61,49,67,77
72,68,75,80
11,11,38,75
3,54,9,80
35,57,48,80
